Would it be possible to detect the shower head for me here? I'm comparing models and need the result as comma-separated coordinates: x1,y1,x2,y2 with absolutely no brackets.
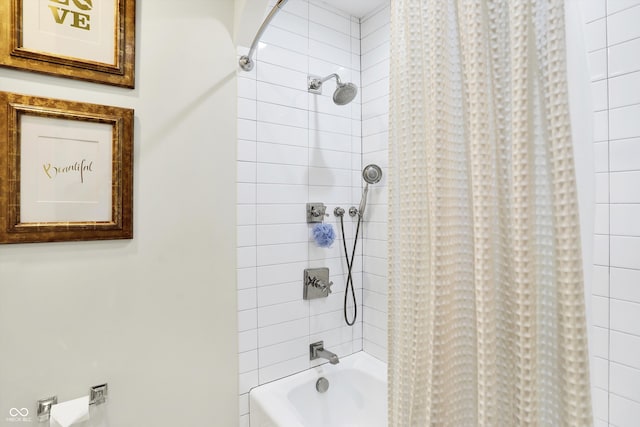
333,82,358,105
358,164,382,218
308,73,358,105
362,164,382,185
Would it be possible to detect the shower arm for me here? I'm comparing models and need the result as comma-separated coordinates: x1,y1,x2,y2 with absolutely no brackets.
239,0,289,71
308,73,343,90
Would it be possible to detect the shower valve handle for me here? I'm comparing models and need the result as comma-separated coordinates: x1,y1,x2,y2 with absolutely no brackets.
308,276,333,294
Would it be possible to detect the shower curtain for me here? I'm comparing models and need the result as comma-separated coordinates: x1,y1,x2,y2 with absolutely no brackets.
387,0,592,425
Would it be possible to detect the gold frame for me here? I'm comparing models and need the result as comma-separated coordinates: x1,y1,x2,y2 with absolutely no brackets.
0,0,135,88
0,92,133,244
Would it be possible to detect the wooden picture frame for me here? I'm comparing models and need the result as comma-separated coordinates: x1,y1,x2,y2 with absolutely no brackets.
0,0,136,88
0,92,133,244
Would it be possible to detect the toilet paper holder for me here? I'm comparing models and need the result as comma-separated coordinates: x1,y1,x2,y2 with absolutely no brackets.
89,383,108,406
37,383,108,422
36,396,57,422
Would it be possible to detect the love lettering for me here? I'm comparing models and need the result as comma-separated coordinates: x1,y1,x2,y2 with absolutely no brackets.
43,159,94,184
48,0,93,31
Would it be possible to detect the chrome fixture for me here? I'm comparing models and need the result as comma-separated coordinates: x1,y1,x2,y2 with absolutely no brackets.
239,0,289,71
358,164,383,218
306,202,327,223
37,396,58,422
303,268,333,300
316,377,330,393
310,341,340,364
89,383,108,406
333,164,384,326
334,206,357,217
36,382,108,422
308,74,358,105
363,163,383,185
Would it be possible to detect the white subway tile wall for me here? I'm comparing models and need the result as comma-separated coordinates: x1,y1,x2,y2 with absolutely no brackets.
237,0,640,425
236,1,367,424
360,4,390,363
586,2,640,426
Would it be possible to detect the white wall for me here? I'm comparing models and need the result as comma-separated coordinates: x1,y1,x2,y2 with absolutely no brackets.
360,4,390,363
582,1,640,426
235,0,362,424
0,1,238,426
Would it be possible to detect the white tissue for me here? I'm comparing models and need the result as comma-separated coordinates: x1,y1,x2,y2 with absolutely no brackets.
49,396,90,427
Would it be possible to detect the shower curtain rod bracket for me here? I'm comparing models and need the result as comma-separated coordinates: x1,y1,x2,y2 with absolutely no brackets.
239,0,289,71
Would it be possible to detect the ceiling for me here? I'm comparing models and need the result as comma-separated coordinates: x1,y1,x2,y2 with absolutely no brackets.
318,0,387,18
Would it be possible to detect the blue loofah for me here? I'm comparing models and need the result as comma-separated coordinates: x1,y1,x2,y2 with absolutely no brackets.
312,223,336,248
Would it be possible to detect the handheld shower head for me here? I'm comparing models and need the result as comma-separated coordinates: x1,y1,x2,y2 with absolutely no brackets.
337,164,382,326
362,164,382,185
308,73,358,105
359,164,382,218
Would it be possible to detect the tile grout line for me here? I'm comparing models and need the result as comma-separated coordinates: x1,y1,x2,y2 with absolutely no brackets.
306,0,312,370
604,1,611,423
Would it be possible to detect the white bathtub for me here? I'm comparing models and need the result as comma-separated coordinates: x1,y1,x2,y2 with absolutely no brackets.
249,351,387,427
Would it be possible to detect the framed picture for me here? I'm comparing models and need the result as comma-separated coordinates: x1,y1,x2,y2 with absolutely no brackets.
0,92,133,244
0,0,135,88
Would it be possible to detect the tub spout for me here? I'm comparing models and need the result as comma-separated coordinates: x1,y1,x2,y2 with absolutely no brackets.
318,349,340,365
310,341,340,364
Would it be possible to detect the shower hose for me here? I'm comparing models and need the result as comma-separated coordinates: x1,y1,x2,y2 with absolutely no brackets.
338,213,362,326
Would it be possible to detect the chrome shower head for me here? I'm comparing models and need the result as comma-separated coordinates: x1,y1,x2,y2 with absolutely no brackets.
358,164,382,218
362,164,382,185
333,82,358,105
308,73,358,105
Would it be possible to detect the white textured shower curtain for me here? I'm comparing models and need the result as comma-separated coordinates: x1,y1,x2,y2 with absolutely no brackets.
387,0,592,425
